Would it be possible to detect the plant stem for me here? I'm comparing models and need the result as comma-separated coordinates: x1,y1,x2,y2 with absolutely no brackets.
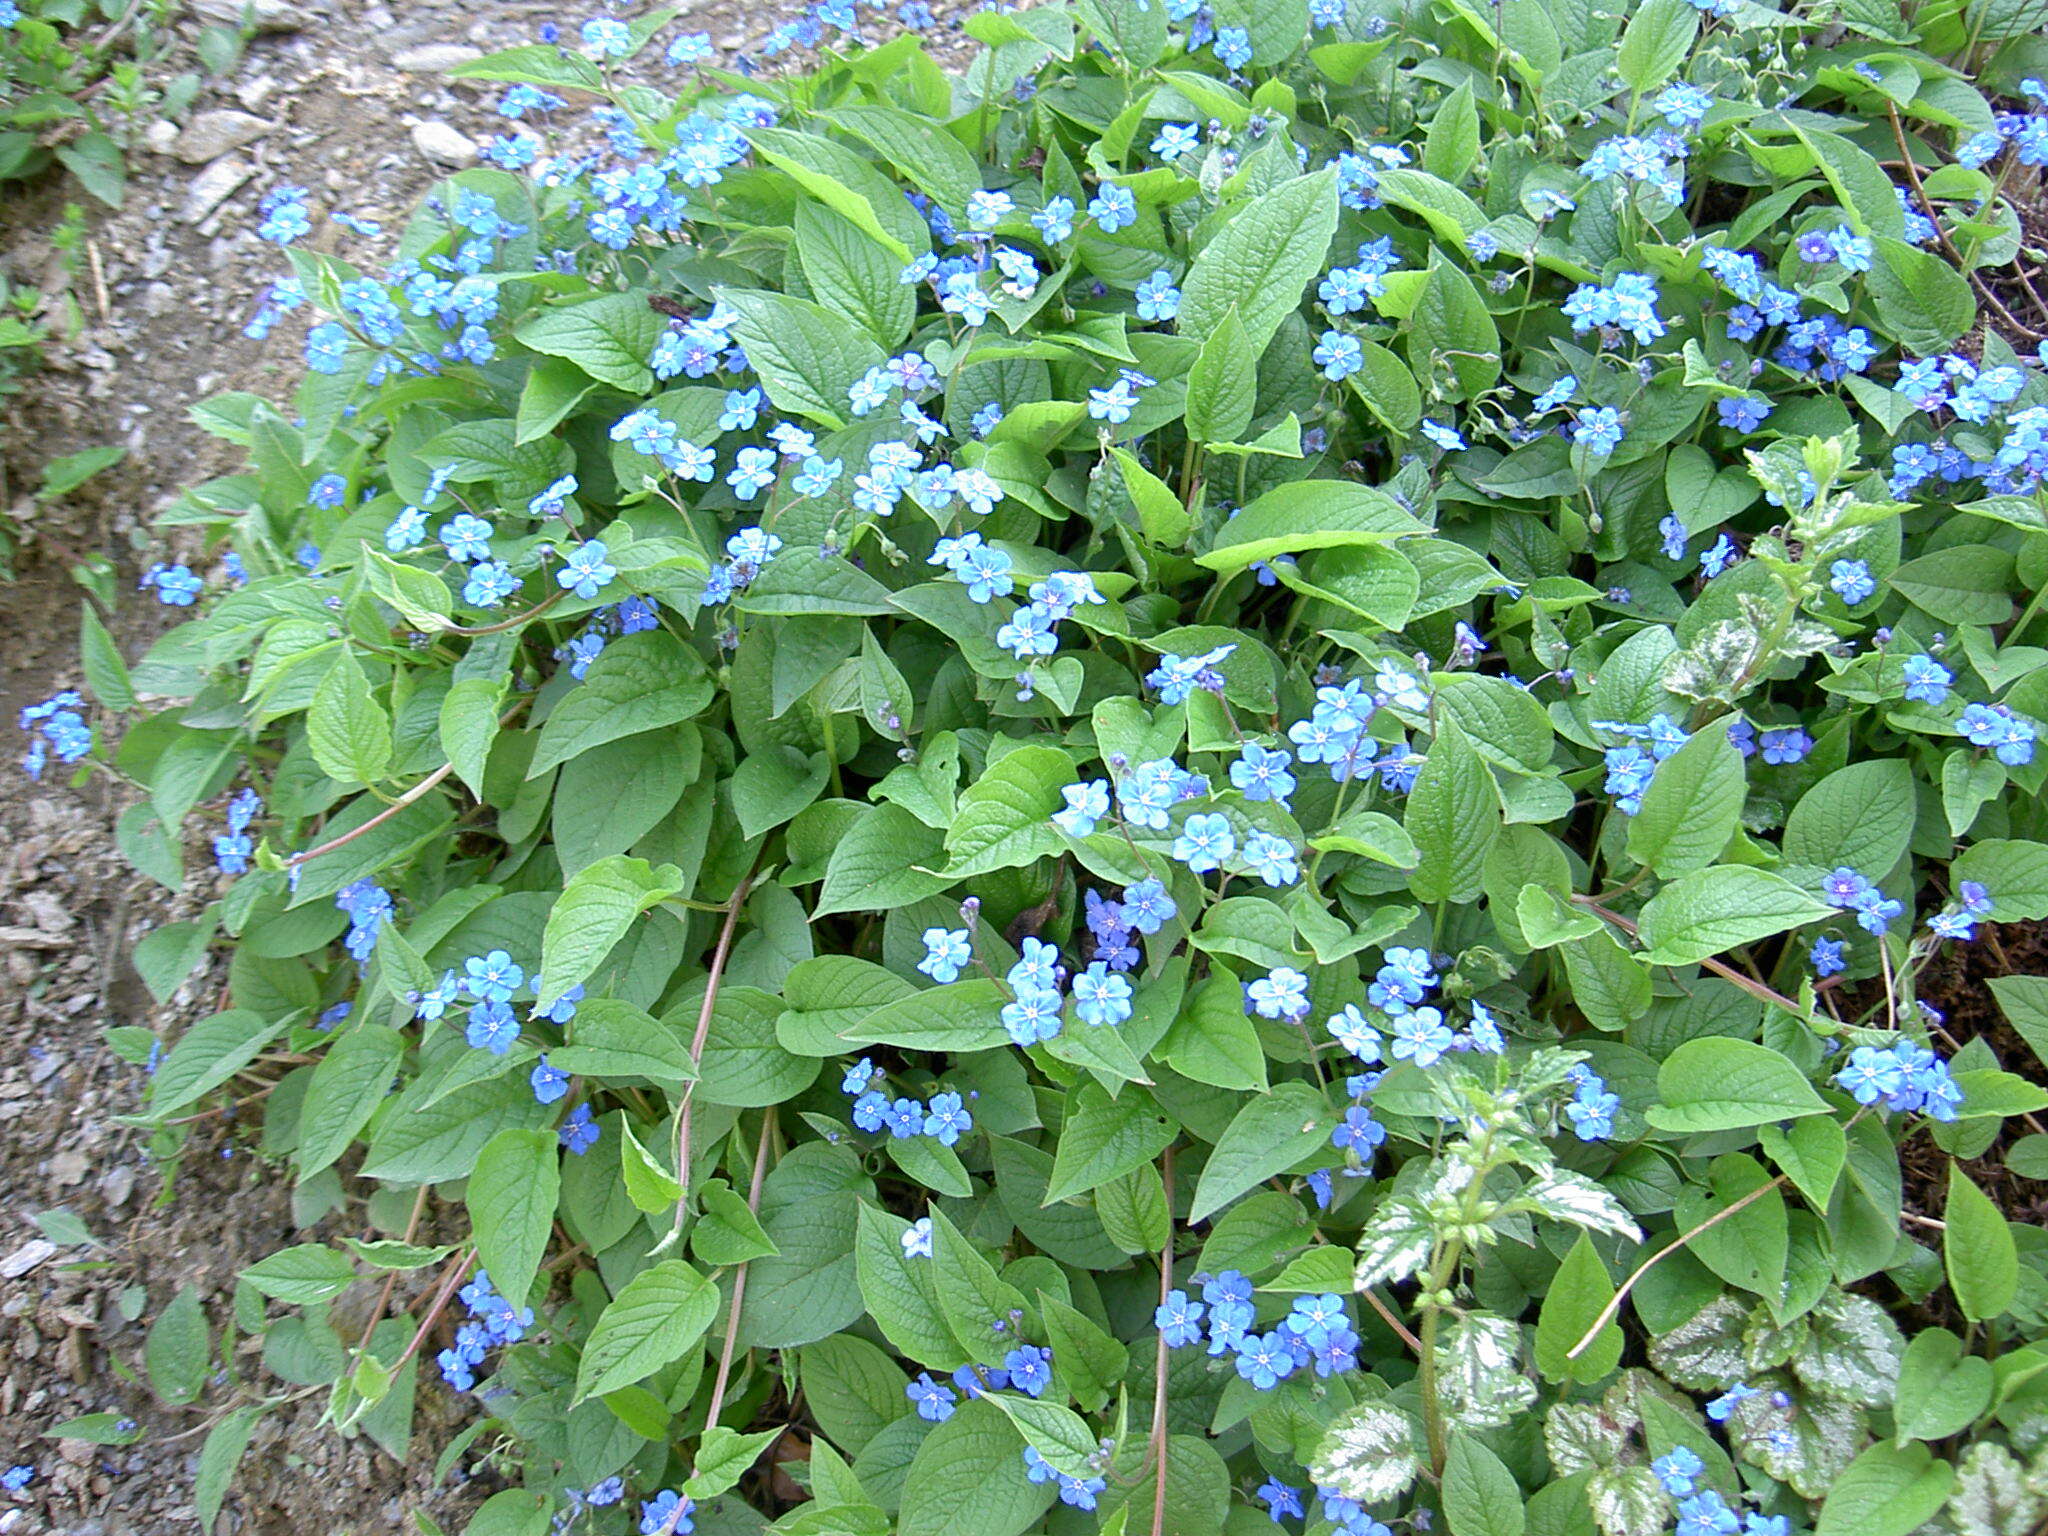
1150,1146,1175,1536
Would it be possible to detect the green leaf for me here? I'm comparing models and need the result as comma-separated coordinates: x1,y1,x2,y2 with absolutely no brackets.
826,105,983,216
1346,338,1423,433
1866,236,1974,354
149,1009,294,1116
685,1425,782,1500
1189,1081,1332,1223
1626,723,1744,877
550,997,697,1084
1756,1114,1845,1209
1405,716,1500,904
241,1243,359,1303
896,1399,1051,1536
145,1286,211,1405
1423,82,1481,183
513,292,663,392
942,744,1074,878
1184,306,1255,445
1781,758,1915,875
1443,1430,1526,1536
528,632,714,777
1112,446,1193,549
1647,1037,1828,1133
195,1406,261,1534
1893,1327,1993,1442
1534,1234,1621,1386
845,978,1012,1051
1887,544,2015,625
1674,1154,1786,1298
307,649,392,789
1409,251,1499,398
1944,1162,2017,1321
693,1179,780,1266
1636,866,1836,966
1044,1083,1177,1203
1616,0,1698,92
1813,1441,1955,1536
981,1394,1099,1480
79,606,136,712
468,1129,559,1309
574,1260,719,1402
716,287,887,430
930,1209,1029,1366
795,199,918,349
537,856,686,1010
1988,974,2048,1068
298,1024,405,1177
1177,168,1337,354
363,548,455,632
1951,840,2048,921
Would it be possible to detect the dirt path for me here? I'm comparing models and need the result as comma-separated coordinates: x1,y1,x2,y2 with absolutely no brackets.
0,2,965,1528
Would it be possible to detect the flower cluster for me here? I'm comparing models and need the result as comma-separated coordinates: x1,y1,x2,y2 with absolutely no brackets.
436,1268,533,1391
18,692,91,780
843,1058,975,1146
1834,1037,1962,1120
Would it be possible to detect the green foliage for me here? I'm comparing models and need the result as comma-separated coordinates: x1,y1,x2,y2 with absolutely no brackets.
36,2,2048,1533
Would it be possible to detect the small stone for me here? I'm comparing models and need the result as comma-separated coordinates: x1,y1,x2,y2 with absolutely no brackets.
142,120,180,156
180,156,254,224
189,0,313,31
235,74,278,112
411,120,476,166
0,1241,56,1280
389,43,482,72
173,110,273,165
46,1151,89,1188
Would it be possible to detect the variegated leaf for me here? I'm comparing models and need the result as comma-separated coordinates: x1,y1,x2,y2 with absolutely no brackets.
1728,1383,1866,1500
1309,1401,1422,1506
1546,1401,1631,1475
1518,1167,1644,1241
1743,1309,1805,1374
1648,1295,1748,1391
1789,1290,1902,1408
1586,1464,1671,1536
1949,1443,2042,1536
1353,1199,1433,1290
1436,1312,1537,1430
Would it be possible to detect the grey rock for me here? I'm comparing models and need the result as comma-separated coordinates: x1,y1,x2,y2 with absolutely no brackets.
389,43,483,72
410,119,476,166
188,0,316,32
179,156,254,224
173,109,274,165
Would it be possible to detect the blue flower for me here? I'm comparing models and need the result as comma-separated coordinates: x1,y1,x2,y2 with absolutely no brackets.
1331,1106,1386,1156
464,950,524,1003
1700,534,1739,577
1230,742,1296,806
1651,1447,1703,1496
1389,1007,1453,1066
1233,1332,1298,1390
1242,831,1300,887
1123,878,1177,933
638,1491,694,1535
919,927,972,983
1313,330,1362,380
1717,395,1771,432
1088,184,1137,232
557,540,616,599
1155,1288,1206,1346
1247,968,1310,1020
1001,988,1063,1046
1053,779,1111,836
1572,405,1625,454
1174,811,1235,873
1072,963,1134,1027
1829,558,1876,604
466,1000,520,1055
1004,1344,1052,1396
1676,1491,1740,1536
923,1091,973,1146
529,1056,570,1104
1419,418,1466,451
1135,269,1181,321
1810,936,1848,976
1257,1480,1305,1521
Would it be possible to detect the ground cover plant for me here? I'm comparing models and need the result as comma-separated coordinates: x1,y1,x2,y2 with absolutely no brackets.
20,0,2048,1531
